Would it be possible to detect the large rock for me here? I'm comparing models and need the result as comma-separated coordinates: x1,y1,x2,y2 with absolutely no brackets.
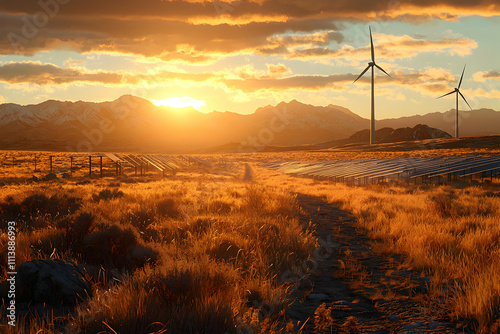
43,173,58,181
16,259,91,307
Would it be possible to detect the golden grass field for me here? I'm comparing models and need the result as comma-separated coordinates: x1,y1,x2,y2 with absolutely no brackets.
1,146,500,333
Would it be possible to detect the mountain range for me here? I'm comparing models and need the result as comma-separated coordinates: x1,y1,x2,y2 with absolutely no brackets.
0,95,499,153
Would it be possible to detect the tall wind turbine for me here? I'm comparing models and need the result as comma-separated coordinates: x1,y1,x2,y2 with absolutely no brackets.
354,27,391,145
437,65,472,138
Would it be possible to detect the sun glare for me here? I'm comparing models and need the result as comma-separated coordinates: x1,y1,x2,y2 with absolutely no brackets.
152,96,206,110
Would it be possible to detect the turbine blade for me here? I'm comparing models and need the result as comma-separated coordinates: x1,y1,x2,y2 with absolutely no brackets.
353,65,371,83
459,91,472,110
369,26,375,62
437,91,455,99
375,64,391,77
458,64,466,89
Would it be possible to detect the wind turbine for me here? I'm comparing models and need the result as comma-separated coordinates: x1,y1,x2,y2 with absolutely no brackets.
354,26,391,145
437,65,472,138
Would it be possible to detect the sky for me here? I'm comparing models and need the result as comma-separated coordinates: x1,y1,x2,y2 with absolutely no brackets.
0,0,500,119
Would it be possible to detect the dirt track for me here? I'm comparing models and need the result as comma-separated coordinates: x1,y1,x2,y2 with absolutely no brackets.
283,194,473,333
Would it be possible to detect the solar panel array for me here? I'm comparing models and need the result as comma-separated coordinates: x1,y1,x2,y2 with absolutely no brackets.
264,155,500,185
101,153,211,176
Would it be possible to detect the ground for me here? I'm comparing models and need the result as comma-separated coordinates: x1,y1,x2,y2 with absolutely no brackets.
285,194,472,333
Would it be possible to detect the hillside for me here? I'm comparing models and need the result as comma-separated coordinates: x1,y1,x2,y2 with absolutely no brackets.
349,124,452,143
0,97,369,152
378,109,500,137
0,96,499,153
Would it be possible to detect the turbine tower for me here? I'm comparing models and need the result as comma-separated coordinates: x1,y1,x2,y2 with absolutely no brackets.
354,26,391,145
437,65,472,138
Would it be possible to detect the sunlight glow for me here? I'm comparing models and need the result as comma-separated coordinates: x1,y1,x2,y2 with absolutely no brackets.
152,97,206,110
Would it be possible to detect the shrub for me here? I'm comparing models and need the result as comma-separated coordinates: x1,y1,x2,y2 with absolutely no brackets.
314,303,334,333
206,199,233,215
156,197,180,218
76,258,238,334
20,193,80,216
0,193,82,231
21,193,51,214
429,191,457,217
209,238,242,262
128,208,155,231
242,186,266,212
71,212,95,240
82,224,158,270
92,188,124,202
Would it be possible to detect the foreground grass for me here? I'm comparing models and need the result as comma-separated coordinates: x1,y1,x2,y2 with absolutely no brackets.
0,169,316,333
256,165,500,332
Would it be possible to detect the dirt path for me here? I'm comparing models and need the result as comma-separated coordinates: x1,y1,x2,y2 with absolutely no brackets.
283,194,472,333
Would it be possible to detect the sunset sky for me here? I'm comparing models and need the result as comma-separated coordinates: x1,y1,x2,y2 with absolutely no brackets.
1,0,500,119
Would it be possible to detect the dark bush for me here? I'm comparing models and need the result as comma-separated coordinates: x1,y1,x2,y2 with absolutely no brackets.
0,193,82,230
21,193,51,214
156,197,180,218
92,188,124,202
71,212,95,240
82,224,158,270
128,208,155,231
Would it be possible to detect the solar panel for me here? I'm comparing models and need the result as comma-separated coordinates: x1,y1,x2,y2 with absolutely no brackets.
266,155,500,185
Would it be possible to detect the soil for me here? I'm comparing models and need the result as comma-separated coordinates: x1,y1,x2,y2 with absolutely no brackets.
283,194,475,333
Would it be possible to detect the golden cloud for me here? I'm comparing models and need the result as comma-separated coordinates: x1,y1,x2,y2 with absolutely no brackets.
473,70,500,82
0,0,491,61
287,34,478,60
0,61,216,85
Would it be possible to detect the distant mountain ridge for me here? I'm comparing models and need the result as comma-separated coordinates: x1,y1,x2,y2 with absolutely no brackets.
0,96,498,153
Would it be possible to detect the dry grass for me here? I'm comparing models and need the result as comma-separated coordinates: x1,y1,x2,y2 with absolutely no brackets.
255,164,500,332
0,163,316,333
3,148,500,332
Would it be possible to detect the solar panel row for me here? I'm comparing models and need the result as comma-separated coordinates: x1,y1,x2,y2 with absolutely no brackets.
264,155,500,185
99,153,192,176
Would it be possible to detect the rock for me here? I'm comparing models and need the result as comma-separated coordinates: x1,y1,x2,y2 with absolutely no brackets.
44,173,58,181
16,259,91,307
430,321,450,329
388,315,400,322
404,322,422,330
308,293,329,300
31,175,39,182
62,173,71,179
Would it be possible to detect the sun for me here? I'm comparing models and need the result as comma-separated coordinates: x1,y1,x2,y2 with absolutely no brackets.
152,96,206,110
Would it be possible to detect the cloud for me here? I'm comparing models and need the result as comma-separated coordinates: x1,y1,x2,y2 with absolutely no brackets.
0,13,340,62
0,61,216,85
473,70,500,82
0,61,125,85
0,0,489,61
462,87,500,99
222,66,458,93
63,57,87,67
286,33,478,60
233,63,292,80
0,60,477,104
2,0,500,21
267,63,291,77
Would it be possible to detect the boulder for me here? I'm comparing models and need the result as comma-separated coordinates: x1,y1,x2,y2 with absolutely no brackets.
44,173,58,181
16,259,91,307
